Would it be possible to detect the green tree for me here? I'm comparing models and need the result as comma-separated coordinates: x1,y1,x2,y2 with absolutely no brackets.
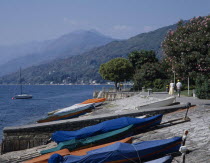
195,74,210,99
133,62,166,89
99,58,134,89
128,50,158,70
128,50,166,90
162,16,210,80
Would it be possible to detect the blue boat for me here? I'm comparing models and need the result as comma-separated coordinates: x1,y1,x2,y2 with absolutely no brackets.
52,114,163,143
40,125,133,155
48,137,181,163
145,155,173,163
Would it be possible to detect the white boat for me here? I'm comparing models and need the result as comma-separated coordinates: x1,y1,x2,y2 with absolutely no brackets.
48,103,94,116
13,68,32,99
136,96,176,109
13,94,32,99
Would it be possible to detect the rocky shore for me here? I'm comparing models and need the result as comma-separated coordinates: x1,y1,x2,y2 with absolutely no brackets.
0,92,210,162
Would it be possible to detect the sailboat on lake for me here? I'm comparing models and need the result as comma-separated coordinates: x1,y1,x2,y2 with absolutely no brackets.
12,68,32,99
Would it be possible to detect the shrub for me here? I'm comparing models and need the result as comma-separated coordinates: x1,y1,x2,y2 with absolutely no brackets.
153,79,164,90
195,75,210,99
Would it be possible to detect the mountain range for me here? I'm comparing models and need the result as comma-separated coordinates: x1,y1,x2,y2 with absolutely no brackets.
0,24,177,84
0,30,114,76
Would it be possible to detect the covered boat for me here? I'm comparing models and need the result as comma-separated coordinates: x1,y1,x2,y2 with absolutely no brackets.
145,155,173,163
37,103,94,123
49,137,182,163
40,125,133,155
25,137,132,163
51,114,163,143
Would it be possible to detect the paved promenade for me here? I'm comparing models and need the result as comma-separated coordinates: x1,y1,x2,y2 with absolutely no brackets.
135,93,210,163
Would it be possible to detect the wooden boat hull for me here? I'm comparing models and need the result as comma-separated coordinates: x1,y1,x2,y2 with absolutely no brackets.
24,137,132,163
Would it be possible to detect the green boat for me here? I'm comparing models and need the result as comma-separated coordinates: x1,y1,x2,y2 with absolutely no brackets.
40,125,133,155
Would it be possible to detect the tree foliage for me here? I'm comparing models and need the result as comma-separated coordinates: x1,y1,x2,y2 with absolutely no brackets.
99,58,134,88
128,50,167,90
128,50,158,70
195,74,210,99
162,16,210,79
133,62,167,89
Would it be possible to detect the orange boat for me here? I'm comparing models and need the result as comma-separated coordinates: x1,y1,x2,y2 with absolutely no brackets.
24,137,132,163
80,98,106,106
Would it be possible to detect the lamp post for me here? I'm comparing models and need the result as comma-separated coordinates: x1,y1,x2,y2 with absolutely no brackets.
188,76,190,96
173,71,176,85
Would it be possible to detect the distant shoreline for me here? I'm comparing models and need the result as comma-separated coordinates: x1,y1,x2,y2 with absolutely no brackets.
0,84,115,86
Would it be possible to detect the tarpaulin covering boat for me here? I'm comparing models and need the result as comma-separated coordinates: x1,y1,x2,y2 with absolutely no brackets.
145,155,173,163
48,137,182,163
25,137,132,163
51,114,163,143
40,125,133,155
37,104,94,123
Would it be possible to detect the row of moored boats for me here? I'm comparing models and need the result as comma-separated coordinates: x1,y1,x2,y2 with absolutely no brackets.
24,113,186,163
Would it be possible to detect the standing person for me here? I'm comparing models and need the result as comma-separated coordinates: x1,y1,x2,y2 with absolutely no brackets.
166,85,169,92
176,80,182,97
169,80,175,95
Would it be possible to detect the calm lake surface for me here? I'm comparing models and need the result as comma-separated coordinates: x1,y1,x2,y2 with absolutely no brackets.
0,85,112,141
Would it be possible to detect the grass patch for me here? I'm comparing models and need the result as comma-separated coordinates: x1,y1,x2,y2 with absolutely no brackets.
175,90,193,97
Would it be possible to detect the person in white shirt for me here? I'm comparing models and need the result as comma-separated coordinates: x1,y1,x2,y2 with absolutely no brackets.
169,80,175,95
176,80,182,97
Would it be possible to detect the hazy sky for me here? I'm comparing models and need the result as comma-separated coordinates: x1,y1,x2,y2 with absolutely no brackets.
0,0,209,45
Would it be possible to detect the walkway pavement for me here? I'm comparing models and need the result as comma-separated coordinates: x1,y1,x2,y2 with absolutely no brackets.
150,92,210,106
134,99,210,163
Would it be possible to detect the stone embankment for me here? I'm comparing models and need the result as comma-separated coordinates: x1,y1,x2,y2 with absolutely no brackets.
93,90,140,101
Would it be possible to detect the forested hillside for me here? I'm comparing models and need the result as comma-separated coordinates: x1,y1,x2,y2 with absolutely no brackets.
0,24,177,84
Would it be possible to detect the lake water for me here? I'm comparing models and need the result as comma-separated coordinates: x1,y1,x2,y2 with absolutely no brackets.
0,85,112,141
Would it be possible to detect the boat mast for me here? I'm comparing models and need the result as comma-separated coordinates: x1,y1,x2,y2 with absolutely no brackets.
20,67,22,95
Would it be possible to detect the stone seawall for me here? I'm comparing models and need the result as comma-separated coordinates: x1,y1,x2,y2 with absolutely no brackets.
93,91,140,101
1,103,189,154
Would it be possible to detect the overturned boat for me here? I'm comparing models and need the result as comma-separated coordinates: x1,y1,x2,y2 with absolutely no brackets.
37,103,94,123
136,96,176,110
